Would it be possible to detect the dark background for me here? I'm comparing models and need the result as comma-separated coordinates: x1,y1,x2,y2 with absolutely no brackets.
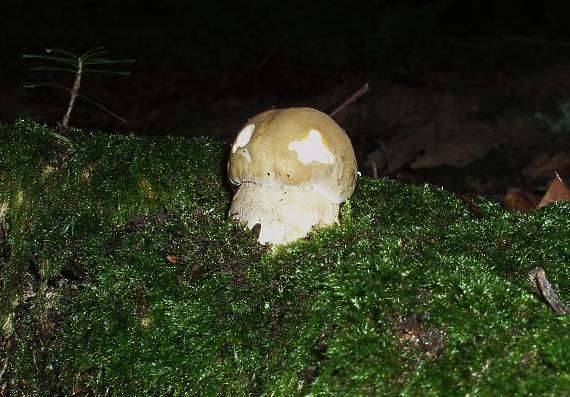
2,1,570,201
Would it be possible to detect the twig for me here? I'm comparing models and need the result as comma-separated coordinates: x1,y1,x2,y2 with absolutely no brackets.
371,161,378,179
457,194,482,219
378,140,389,168
529,267,570,315
502,35,570,49
329,83,370,118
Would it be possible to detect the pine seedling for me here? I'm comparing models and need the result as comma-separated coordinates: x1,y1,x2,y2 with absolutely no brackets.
22,47,135,127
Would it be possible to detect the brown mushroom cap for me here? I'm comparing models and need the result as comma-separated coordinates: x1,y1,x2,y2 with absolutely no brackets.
228,107,357,203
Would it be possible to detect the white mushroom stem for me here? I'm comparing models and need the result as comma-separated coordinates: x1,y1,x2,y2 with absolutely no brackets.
229,183,339,245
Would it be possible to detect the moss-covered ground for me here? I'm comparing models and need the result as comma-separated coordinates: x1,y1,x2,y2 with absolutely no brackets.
1,120,570,396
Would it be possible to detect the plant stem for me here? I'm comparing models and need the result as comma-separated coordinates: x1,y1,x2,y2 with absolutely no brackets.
62,58,83,127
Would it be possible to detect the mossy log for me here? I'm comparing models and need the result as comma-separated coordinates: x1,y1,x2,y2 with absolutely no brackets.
1,120,570,395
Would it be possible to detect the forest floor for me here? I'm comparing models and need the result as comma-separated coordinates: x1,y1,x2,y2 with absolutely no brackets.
2,5,570,210
3,59,570,211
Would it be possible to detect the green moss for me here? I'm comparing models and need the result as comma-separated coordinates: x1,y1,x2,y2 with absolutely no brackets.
1,120,570,395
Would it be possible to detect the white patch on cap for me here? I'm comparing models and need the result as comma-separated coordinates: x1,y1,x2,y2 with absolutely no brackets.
288,129,335,165
232,124,255,153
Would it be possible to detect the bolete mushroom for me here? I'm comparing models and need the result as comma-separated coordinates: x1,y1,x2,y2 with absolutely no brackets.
227,107,358,245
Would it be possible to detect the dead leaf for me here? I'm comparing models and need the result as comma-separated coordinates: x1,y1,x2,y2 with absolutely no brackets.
411,116,498,170
368,112,498,172
494,117,544,150
523,151,570,179
166,255,177,264
191,264,202,277
538,172,570,207
503,188,540,213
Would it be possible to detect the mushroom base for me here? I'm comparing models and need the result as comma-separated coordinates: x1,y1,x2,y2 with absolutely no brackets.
228,183,340,245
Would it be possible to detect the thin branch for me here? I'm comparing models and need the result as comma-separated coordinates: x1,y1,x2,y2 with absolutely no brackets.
529,267,570,315
371,161,378,179
76,94,127,122
502,35,570,49
329,83,370,118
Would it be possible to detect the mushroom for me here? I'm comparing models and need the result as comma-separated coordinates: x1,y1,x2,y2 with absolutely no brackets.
227,107,358,245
